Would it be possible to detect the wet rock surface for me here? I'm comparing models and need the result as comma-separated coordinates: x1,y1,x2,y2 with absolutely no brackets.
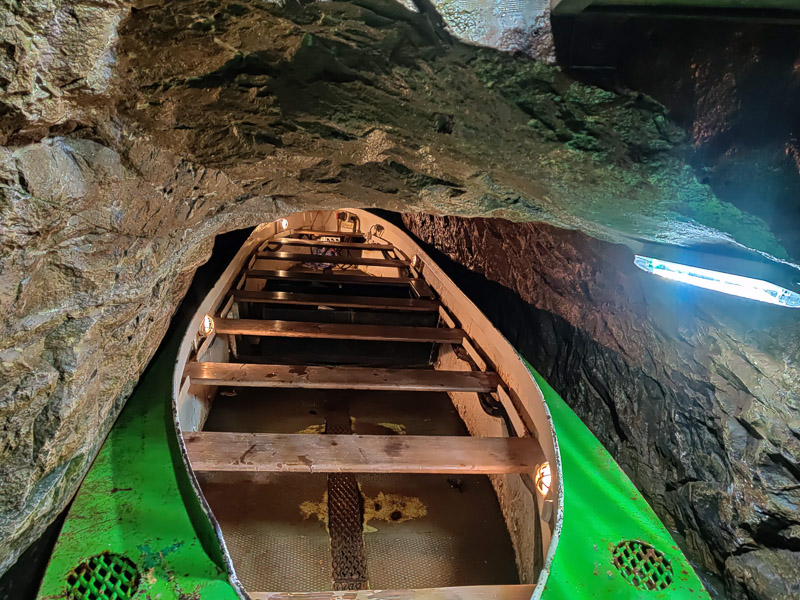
559,17,800,260
403,213,800,600
0,0,796,588
629,21,800,260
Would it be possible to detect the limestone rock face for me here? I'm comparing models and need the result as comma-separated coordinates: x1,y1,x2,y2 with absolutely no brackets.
403,213,800,600
0,0,794,582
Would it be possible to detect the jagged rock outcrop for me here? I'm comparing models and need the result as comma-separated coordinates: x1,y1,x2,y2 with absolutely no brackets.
0,0,794,589
403,213,800,600
568,16,800,260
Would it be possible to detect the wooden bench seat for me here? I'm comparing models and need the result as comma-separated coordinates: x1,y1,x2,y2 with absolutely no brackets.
185,362,500,392
213,318,462,343
183,432,544,475
265,238,395,251
291,230,361,238
247,586,536,600
231,290,439,312
256,251,409,268
246,269,415,286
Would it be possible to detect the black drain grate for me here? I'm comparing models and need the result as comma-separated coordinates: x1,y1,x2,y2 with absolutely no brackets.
326,395,369,590
328,473,369,590
612,540,673,591
66,553,140,600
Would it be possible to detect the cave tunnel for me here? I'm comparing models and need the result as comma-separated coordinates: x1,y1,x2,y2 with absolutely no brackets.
1,2,799,600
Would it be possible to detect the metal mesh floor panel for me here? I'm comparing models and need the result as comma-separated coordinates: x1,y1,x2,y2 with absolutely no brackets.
365,534,466,590
360,473,519,589
200,474,332,592
328,473,368,590
224,528,332,592
325,396,369,591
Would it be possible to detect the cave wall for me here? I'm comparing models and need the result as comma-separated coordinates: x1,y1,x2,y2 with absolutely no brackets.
556,16,800,259
0,0,797,583
403,213,800,600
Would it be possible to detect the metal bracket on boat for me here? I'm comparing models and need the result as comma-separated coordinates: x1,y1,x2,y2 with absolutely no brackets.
478,392,503,417
541,498,554,523
478,392,522,437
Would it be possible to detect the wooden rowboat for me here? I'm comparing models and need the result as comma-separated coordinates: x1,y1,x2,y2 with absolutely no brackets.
37,209,709,600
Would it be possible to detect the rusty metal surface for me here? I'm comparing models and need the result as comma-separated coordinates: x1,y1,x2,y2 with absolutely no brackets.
325,396,369,591
327,474,369,591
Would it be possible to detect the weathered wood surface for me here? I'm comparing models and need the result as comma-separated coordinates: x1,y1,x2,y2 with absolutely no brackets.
266,238,395,251
213,318,462,343
184,432,545,474
248,585,536,600
231,290,439,312
246,269,416,286
186,362,500,392
292,230,361,238
256,251,409,268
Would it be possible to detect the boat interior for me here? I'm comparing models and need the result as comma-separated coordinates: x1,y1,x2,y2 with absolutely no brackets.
173,210,560,599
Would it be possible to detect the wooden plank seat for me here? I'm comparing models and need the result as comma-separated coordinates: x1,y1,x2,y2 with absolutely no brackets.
292,230,361,238
248,585,537,600
245,269,436,298
231,290,439,312
183,432,545,474
246,269,416,286
185,362,501,392
213,318,462,343
255,251,410,268
264,238,395,251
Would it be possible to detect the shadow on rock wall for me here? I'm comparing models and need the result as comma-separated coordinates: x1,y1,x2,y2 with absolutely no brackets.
402,212,800,600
